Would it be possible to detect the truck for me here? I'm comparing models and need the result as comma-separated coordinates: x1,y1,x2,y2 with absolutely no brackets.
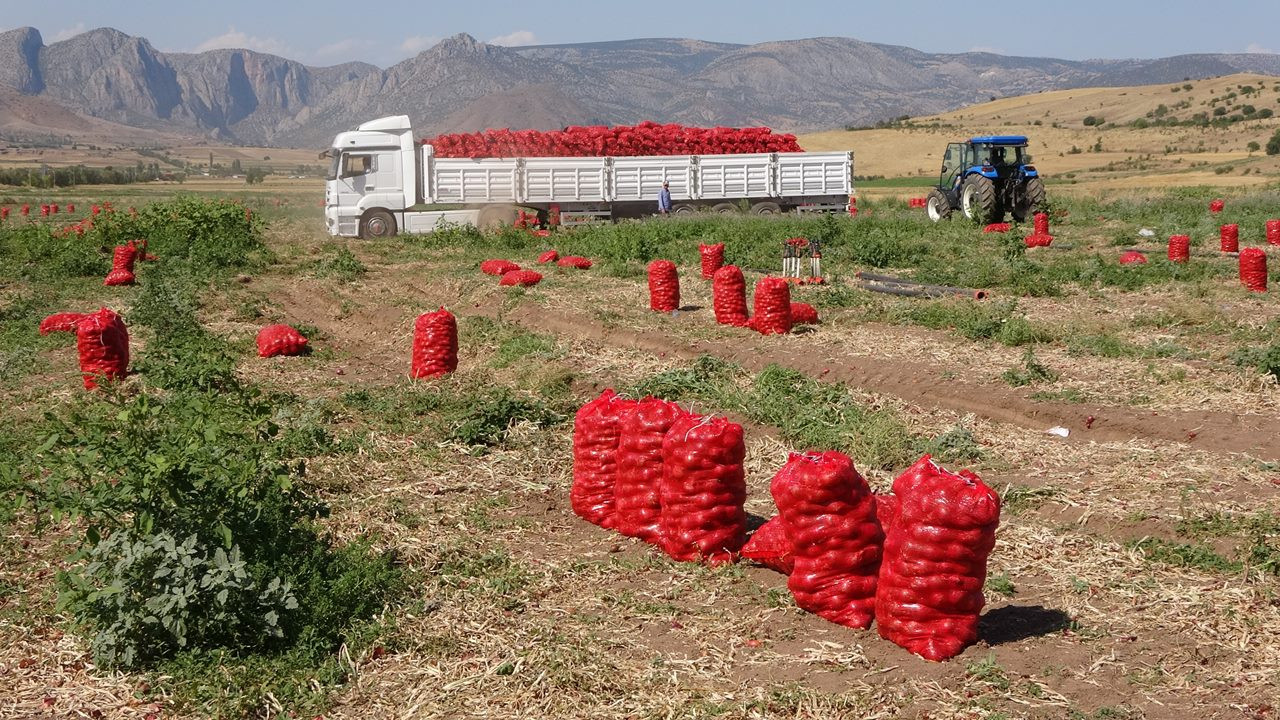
322,115,854,238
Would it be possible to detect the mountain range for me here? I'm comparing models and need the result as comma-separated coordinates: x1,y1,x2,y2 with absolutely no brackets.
2,26,1279,148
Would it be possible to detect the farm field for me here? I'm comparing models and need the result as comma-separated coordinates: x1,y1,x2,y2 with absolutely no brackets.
4,171,1280,720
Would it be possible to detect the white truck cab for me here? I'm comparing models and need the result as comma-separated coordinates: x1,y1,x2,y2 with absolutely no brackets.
323,115,854,238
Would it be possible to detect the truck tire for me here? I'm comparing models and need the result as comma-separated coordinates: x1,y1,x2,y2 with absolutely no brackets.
710,202,738,214
477,204,518,230
925,188,952,222
960,175,998,224
671,203,698,215
1012,177,1047,223
751,201,782,215
360,209,397,239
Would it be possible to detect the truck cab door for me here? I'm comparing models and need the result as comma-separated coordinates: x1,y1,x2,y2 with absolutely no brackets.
941,143,965,191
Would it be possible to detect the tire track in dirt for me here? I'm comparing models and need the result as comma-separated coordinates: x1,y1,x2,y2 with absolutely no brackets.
502,302,1280,462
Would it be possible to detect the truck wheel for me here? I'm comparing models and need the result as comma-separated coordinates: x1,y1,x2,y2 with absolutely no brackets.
751,201,782,215
671,203,697,215
1012,177,1047,222
477,204,518,230
360,209,397,239
710,202,738,214
960,175,998,223
925,189,952,222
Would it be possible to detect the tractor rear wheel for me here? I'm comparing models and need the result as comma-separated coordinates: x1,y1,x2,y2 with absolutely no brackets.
925,188,952,222
1012,177,1046,223
961,175,998,223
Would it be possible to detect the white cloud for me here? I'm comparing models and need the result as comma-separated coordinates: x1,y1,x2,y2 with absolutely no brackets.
51,22,87,42
1245,43,1275,54
194,26,292,56
313,38,365,60
489,30,536,47
400,34,441,56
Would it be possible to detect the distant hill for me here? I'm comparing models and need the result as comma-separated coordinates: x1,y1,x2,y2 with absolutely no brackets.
1,26,1279,148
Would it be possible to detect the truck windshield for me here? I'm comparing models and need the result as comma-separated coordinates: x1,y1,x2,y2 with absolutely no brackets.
324,151,340,181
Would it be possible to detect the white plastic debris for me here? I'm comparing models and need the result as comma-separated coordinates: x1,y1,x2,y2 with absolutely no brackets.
1138,228,1155,238
1046,426,1070,438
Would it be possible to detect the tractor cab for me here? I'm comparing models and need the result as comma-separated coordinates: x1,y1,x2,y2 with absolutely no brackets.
928,135,1045,224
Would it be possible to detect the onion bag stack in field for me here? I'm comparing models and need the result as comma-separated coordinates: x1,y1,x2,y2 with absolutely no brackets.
876,455,1000,661
615,397,686,544
699,243,725,279
410,307,458,379
660,414,747,565
537,250,560,264
256,324,309,357
770,451,883,629
751,277,792,335
500,269,543,287
1167,235,1190,263
557,256,593,269
424,122,802,158
481,259,521,276
712,265,749,326
1240,248,1268,292
571,390,637,529
1119,251,1147,265
77,308,129,389
740,515,795,574
103,243,139,286
789,302,819,325
1220,224,1240,253
647,260,680,312
1267,220,1280,246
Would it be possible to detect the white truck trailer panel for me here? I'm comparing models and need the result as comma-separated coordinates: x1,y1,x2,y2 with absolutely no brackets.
610,156,695,201
775,151,852,197
523,157,609,203
696,153,773,198
430,157,521,204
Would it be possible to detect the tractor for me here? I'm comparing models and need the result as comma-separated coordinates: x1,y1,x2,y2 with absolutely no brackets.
926,136,1046,224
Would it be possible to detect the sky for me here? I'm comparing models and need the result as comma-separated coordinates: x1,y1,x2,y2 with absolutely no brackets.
1,0,1277,68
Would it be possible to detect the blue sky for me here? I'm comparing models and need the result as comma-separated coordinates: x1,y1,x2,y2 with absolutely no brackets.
3,0,1277,68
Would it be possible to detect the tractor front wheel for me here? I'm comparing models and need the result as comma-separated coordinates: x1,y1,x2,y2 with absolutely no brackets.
1012,177,1047,223
926,188,952,222
961,175,998,224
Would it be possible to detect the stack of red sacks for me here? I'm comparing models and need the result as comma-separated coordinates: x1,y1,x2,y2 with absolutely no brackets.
425,122,802,158
571,390,747,566
907,197,927,208
39,309,130,389
742,453,1001,661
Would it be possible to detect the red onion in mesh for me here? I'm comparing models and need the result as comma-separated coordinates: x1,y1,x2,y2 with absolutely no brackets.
1239,247,1268,292
647,259,680,312
411,307,458,379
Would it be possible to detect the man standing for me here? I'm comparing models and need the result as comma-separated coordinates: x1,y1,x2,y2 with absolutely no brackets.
658,181,672,215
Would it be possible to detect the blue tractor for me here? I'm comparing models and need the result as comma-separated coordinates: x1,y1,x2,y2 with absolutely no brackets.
926,135,1046,224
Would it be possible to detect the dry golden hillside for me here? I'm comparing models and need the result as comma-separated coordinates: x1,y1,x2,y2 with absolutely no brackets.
800,73,1280,191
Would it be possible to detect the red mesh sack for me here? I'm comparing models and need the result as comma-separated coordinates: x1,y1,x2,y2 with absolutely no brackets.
1221,224,1239,253
481,259,521,276
1210,199,1225,213
76,308,129,389
659,414,747,565
112,244,138,271
410,307,458,379
647,259,680,312
699,243,725,279
1267,220,1280,246
1118,251,1147,265
1167,235,1190,263
876,455,1001,661
1033,212,1049,236
557,255,593,269
789,302,818,325
537,250,560,264
740,515,794,574
982,223,1010,233
103,268,136,286
615,397,686,544
40,312,86,335
1239,247,1267,292
256,324,309,358
500,269,543,287
572,390,637,529
1023,233,1053,248
770,451,883,629
712,265,749,326
752,277,791,335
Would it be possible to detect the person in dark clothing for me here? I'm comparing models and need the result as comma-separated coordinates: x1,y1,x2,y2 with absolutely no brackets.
658,182,672,214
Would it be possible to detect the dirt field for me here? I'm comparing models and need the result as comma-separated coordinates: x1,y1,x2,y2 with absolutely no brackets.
4,166,1280,720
